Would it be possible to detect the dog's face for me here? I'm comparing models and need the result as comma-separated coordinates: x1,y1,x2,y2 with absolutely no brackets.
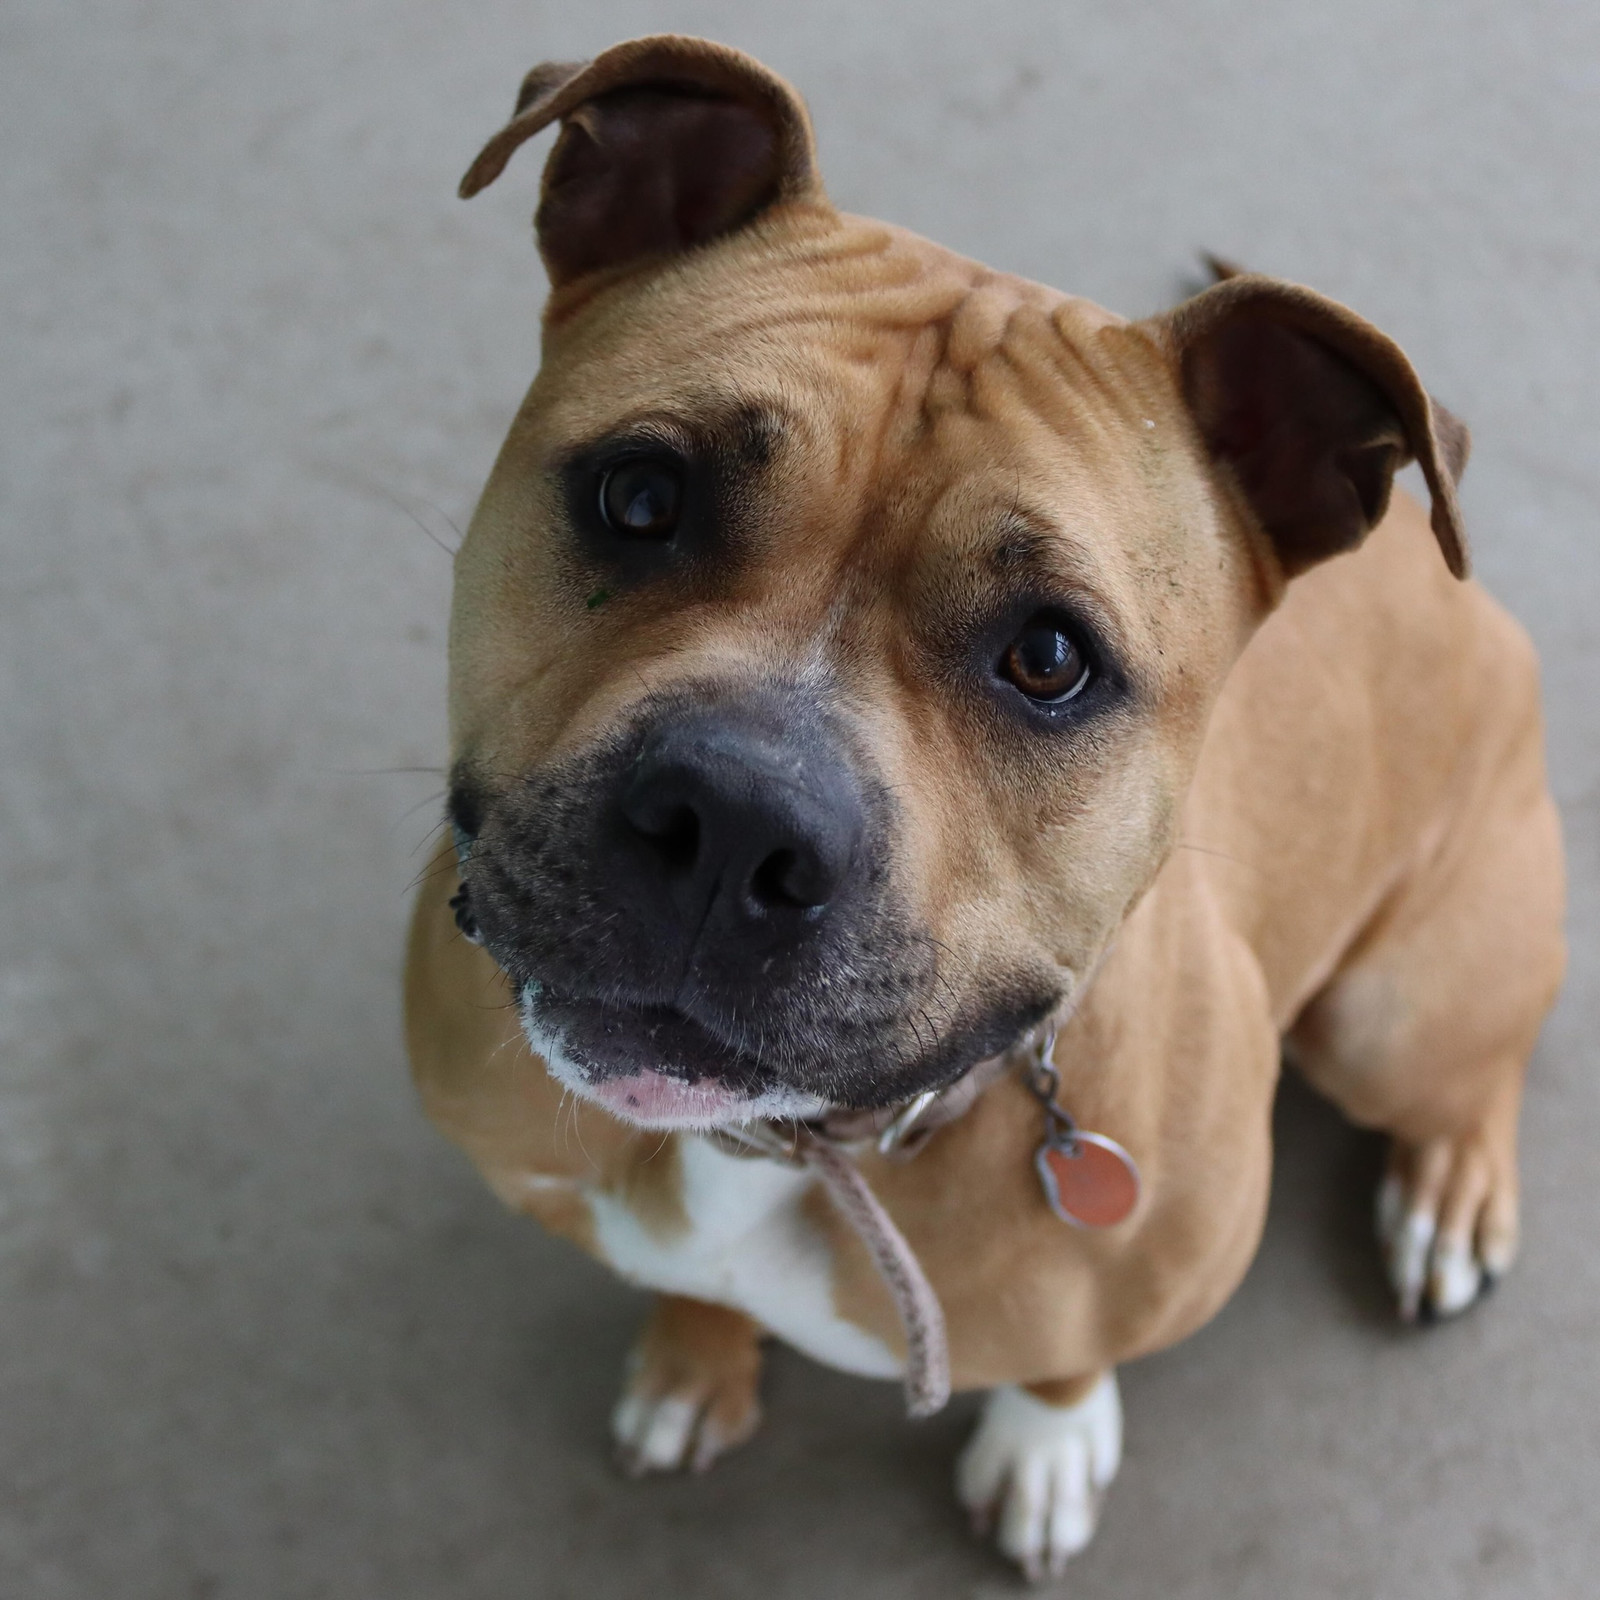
444,38,1468,1127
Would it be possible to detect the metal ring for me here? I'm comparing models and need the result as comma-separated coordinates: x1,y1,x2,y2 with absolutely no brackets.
876,1088,941,1155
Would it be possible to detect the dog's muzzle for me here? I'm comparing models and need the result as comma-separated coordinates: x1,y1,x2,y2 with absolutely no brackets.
450,684,970,1118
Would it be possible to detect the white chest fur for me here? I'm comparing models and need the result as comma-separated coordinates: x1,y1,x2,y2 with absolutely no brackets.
584,1135,902,1380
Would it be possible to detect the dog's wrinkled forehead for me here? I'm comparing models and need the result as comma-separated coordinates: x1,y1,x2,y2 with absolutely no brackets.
454,220,1246,761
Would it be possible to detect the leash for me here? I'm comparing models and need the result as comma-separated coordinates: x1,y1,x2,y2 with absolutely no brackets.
705,1116,953,1418
709,1025,1141,1420
800,1137,951,1418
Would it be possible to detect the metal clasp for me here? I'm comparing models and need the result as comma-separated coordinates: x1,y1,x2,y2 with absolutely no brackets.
1022,1024,1081,1156
876,1088,941,1157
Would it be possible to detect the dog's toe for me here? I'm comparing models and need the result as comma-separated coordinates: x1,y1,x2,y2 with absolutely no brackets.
956,1373,1121,1581
609,1297,765,1475
612,1390,698,1475
611,1378,763,1475
1376,1133,1516,1323
1428,1232,1484,1316
611,1369,764,1475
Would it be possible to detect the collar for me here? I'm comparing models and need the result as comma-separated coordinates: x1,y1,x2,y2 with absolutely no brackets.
703,1032,1031,1166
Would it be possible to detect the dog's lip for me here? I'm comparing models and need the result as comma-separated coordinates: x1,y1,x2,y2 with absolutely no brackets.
523,983,775,1082
584,1070,769,1125
519,984,838,1127
510,958,1057,1125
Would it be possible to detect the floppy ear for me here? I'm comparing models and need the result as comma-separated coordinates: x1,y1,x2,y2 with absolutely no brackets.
458,35,825,290
1153,274,1471,580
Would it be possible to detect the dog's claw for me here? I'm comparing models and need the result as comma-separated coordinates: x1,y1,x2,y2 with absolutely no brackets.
613,1392,698,1475
1428,1233,1484,1317
1389,1203,1437,1322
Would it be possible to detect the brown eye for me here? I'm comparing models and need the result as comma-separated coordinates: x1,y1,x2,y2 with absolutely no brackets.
599,457,683,539
1000,616,1091,702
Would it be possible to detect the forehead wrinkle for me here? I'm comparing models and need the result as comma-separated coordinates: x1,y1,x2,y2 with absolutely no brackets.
965,353,1117,464
560,267,969,411
816,272,1036,438
653,217,979,355
826,323,1127,601
882,296,1134,474
1044,305,1162,435
779,216,983,332
952,305,1133,455
944,276,1025,371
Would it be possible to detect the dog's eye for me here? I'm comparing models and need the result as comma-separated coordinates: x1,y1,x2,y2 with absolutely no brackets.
1000,615,1091,703
598,456,684,539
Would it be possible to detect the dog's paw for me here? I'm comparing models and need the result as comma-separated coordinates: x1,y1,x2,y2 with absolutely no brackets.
956,1373,1122,1582
610,1296,764,1476
1377,1131,1518,1322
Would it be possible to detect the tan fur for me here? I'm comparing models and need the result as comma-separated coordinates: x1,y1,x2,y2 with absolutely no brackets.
405,34,1563,1459
1024,1372,1104,1410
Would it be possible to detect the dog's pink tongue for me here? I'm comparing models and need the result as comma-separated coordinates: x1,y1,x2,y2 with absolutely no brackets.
589,1071,750,1128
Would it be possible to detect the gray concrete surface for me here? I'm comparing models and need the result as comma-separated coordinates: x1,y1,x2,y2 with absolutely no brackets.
3,1,1597,1595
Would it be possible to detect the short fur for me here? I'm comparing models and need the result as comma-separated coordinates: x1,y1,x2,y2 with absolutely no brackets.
405,35,1565,1574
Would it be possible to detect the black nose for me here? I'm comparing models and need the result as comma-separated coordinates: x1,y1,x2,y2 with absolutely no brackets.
619,708,865,936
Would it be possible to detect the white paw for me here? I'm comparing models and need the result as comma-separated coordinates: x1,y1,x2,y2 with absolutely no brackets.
956,1373,1122,1582
1377,1134,1516,1324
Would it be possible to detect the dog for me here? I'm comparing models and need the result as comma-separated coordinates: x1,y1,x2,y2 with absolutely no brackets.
404,35,1566,1580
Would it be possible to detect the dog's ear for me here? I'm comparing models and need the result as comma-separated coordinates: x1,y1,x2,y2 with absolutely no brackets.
1152,275,1470,580
458,35,824,289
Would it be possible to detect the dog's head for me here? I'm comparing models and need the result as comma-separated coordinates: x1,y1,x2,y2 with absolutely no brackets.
444,36,1469,1128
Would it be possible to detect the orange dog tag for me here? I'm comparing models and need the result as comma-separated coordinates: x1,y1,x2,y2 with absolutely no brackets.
1024,1028,1141,1229
1034,1131,1141,1229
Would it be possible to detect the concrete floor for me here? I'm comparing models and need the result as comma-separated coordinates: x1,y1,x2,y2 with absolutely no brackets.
4,1,1598,1595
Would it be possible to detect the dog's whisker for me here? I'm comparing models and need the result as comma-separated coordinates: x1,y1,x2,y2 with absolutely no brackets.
368,480,463,558
326,764,449,777
1174,839,1255,870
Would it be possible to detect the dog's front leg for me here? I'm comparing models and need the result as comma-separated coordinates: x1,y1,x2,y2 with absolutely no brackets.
610,1294,766,1476
956,1370,1122,1581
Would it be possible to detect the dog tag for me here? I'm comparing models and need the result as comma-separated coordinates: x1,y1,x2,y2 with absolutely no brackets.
1034,1131,1141,1229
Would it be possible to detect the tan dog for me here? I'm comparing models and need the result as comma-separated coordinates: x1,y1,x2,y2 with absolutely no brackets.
404,35,1565,1580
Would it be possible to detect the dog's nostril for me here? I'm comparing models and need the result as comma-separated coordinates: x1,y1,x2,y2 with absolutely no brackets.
448,883,485,945
750,847,824,911
653,805,700,870
446,780,484,839
627,798,701,872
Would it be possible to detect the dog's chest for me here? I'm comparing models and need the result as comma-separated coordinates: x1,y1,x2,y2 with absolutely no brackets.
585,1136,902,1380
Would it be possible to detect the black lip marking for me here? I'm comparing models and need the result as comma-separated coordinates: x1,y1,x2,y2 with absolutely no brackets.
523,982,1061,1112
